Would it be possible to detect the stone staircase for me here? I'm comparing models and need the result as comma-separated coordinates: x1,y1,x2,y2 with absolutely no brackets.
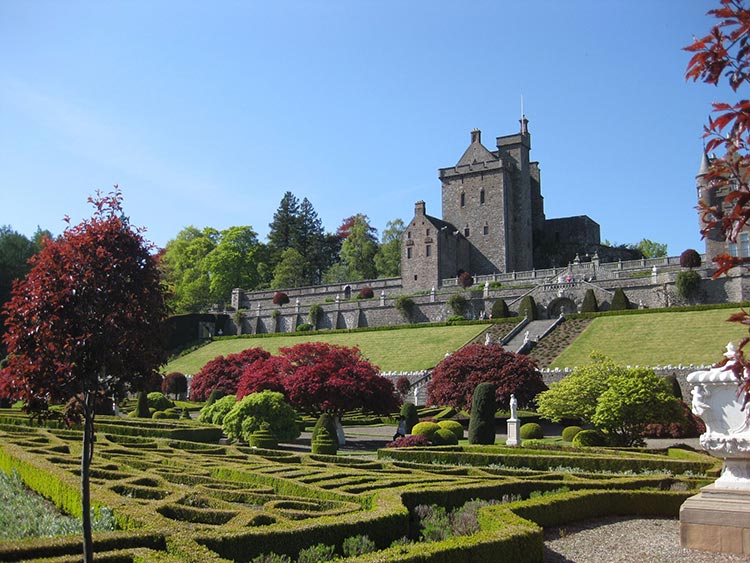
501,318,562,354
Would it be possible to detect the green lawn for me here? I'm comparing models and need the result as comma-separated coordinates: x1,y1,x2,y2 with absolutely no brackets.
166,324,488,375
549,309,749,368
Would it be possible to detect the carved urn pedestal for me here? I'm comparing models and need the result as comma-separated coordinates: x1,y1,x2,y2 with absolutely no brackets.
680,363,750,555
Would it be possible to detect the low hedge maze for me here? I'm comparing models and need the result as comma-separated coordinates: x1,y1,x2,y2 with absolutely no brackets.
0,412,719,563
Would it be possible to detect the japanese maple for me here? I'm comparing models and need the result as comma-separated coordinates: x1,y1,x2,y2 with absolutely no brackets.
427,343,546,411
189,347,270,401
0,188,168,562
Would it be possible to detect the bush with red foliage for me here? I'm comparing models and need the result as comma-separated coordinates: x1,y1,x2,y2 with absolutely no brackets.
162,372,188,397
642,401,706,439
458,271,474,289
189,347,271,401
427,343,546,411
385,435,431,448
273,292,290,306
395,376,411,396
358,287,374,299
236,342,400,416
680,249,702,269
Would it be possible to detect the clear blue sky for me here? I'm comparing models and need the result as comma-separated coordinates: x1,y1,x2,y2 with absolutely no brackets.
0,1,734,258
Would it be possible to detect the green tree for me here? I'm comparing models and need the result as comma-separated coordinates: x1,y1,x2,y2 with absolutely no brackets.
298,197,327,285
271,248,310,289
338,215,379,281
203,226,265,303
221,390,300,443
267,191,301,268
374,218,404,278
160,226,218,313
536,354,624,424
628,238,668,258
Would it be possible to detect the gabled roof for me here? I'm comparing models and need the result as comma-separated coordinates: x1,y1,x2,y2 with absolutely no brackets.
423,214,457,233
456,138,497,167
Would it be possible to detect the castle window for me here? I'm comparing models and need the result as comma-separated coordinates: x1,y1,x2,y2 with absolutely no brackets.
407,231,411,239
730,242,739,257
426,228,430,236
426,244,431,257
483,225,489,236
742,232,750,257
464,227,470,237
407,247,412,259
460,193,465,207
480,189,485,205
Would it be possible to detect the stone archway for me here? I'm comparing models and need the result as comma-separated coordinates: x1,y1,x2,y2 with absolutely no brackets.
343,285,352,300
547,297,578,317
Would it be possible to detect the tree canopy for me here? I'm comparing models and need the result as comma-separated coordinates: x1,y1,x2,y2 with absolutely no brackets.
0,189,168,561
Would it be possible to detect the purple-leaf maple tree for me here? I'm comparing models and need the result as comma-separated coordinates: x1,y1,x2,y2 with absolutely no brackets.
686,0,750,405
237,342,400,416
0,188,168,562
189,347,271,401
427,343,546,411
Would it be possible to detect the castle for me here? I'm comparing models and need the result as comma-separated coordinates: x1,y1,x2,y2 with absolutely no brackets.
401,119,638,290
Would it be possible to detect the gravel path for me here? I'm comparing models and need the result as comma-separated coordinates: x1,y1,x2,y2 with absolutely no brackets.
543,517,749,562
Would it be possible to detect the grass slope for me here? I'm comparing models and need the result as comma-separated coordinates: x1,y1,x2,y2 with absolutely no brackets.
550,309,748,368
166,324,488,374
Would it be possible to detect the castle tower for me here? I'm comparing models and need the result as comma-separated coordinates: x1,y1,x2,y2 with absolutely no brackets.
438,119,537,275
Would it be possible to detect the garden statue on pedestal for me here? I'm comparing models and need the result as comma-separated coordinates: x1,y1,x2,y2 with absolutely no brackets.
506,394,520,447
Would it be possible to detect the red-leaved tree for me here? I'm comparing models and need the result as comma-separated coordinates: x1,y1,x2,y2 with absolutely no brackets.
189,347,270,401
427,344,547,411
237,342,400,416
162,372,188,398
0,188,168,562
273,291,290,306
686,0,750,403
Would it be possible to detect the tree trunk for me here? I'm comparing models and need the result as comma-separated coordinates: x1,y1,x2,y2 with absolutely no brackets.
81,390,95,562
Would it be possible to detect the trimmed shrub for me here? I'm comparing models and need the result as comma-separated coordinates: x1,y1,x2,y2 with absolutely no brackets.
519,422,543,440
518,295,538,320
272,292,290,306
296,323,313,332
400,402,419,434
308,303,322,327
468,382,496,445
447,315,466,323
395,296,416,321
610,288,630,311
411,421,440,442
135,391,151,418
663,374,683,400
357,287,374,299
572,429,607,447
437,420,464,442
447,294,469,316
311,425,338,455
580,289,598,313
432,428,459,446
680,248,702,268
561,425,582,442
385,435,431,448
676,270,702,300
249,426,278,449
312,413,338,443
147,392,174,412
491,299,510,318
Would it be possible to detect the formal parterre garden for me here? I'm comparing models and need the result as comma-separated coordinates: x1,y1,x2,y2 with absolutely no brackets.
0,408,719,563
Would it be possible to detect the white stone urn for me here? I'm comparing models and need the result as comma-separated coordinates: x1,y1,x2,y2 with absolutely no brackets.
688,346,750,489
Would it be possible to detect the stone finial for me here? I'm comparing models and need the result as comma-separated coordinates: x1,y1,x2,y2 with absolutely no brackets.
471,129,481,144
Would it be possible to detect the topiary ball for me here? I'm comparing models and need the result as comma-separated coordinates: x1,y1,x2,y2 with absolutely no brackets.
432,428,459,446
520,422,543,440
572,429,607,447
411,421,441,442
437,420,464,442
561,425,582,443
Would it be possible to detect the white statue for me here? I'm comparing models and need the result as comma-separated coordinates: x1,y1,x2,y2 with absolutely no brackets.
484,332,492,346
510,394,518,420
523,330,530,344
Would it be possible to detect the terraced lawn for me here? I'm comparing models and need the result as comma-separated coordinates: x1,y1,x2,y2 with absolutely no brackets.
549,309,748,368
166,324,489,375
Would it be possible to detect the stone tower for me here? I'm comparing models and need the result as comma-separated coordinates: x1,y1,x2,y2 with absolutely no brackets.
438,118,543,274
